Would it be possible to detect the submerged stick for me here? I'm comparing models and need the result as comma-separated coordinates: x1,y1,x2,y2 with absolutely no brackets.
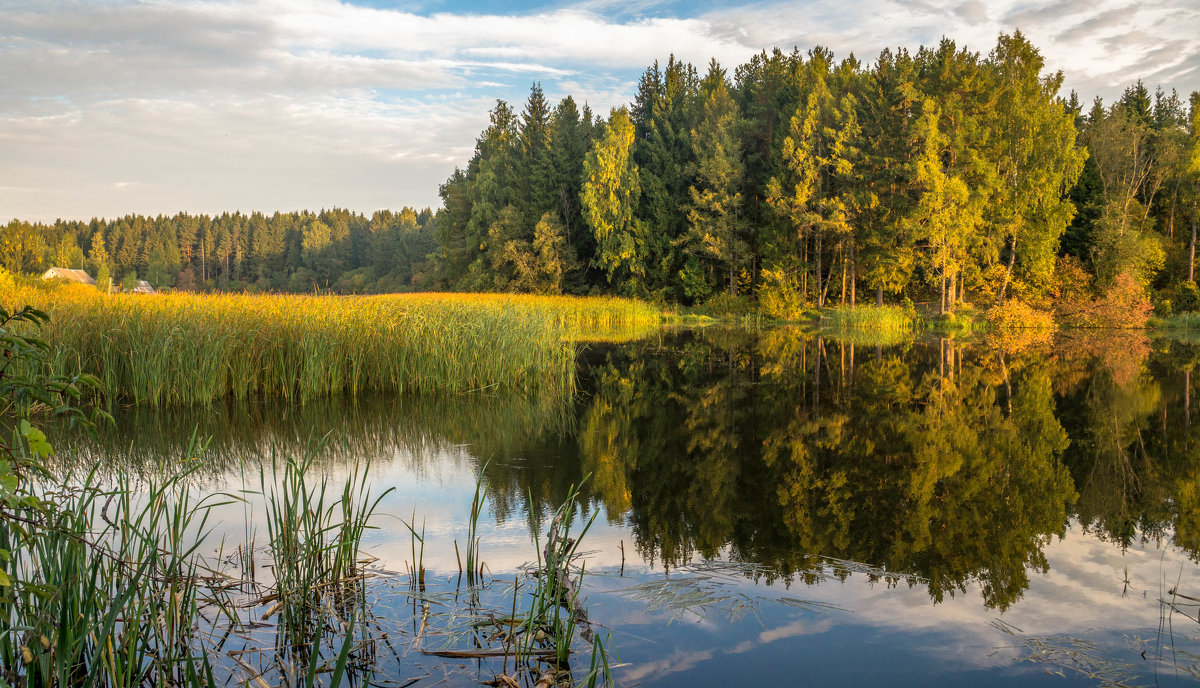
420,648,562,659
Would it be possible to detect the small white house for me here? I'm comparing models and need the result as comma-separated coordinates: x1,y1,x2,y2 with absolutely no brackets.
42,267,97,286
131,280,155,294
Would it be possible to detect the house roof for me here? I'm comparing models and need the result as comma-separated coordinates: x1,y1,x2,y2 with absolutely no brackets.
42,267,97,285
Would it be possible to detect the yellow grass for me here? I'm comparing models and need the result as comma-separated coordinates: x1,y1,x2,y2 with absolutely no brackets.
3,281,662,406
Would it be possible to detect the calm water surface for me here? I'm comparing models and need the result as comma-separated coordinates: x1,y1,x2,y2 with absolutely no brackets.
67,327,1200,686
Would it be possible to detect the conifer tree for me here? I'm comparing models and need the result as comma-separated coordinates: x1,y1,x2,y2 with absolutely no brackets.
683,60,746,299
765,48,858,308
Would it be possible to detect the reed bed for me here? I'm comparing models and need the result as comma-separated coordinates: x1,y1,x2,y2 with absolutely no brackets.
2,284,661,406
1155,311,1200,331
392,292,662,336
818,304,914,332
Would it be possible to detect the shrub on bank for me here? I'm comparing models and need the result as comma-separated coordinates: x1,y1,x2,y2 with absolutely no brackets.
986,299,1056,330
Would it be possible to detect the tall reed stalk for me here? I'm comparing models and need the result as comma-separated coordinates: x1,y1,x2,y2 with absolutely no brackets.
518,479,598,671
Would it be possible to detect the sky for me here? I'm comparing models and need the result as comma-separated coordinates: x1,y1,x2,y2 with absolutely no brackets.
2,0,1198,223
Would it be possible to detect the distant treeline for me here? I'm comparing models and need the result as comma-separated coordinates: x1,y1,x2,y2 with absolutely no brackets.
434,31,1200,315
2,31,1198,314
0,207,437,293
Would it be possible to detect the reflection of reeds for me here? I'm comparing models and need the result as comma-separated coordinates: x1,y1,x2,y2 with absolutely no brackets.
815,326,915,348
48,390,577,484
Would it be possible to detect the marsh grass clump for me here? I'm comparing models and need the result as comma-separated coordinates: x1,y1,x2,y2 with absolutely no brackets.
259,451,391,654
2,286,661,407
242,451,392,684
819,304,915,331
1156,312,1200,331
0,460,233,688
520,480,598,667
1,303,229,687
408,477,614,687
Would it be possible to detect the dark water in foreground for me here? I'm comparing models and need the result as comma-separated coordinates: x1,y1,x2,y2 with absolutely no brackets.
66,327,1200,686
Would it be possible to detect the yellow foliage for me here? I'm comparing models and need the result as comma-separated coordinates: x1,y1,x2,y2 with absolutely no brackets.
985,299,1056,330
758,268,807,320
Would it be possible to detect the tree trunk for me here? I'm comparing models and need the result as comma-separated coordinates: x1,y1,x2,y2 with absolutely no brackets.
815,233,824,308
876,284,883,307
839,246,847,306
1189,213,1196,283
947,269,957,314
802,237,809,304
998,234,1016,305
820,257,832,308
850,244,856,307
940,263,947,316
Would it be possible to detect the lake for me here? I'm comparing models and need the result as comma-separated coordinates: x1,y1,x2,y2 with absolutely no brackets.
63,326,1200,686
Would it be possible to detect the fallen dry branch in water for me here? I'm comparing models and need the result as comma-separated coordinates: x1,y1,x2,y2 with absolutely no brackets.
419,648,563,659
1168,587,1200,604
534,666,558,688
228,653,273,688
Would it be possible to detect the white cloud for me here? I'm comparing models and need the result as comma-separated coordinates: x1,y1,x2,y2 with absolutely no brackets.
1,0,1196,220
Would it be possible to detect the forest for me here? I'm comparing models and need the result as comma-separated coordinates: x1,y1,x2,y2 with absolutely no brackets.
0,207,439,294
2,31,1198,322
435,31,1200,320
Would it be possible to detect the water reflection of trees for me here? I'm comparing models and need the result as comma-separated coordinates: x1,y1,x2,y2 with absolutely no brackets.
55,390,576,486
576,328,1200,606
580,329,1078,609
1056,332,1200,560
